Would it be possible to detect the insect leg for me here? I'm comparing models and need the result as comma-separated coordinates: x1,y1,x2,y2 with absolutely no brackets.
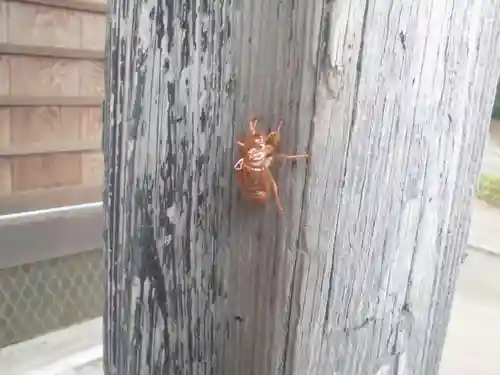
234,158,244,171
237,140,245,151
265,168,284,215
275,119,283,133
275,153,309,160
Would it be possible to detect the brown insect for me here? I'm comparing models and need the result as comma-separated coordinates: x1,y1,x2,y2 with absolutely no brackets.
234,117,308,214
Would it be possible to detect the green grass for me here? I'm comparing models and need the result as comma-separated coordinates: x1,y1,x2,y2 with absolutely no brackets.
477,174,500,208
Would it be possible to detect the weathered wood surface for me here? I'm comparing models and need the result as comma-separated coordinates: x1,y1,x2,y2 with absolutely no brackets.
103,1,500,375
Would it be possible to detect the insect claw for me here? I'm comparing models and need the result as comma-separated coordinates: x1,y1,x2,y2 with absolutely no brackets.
276,119,283,133
234,158,244,171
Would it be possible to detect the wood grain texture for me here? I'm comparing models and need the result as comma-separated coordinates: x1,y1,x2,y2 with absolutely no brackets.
0,108,9,149
10,107,84,145
0,105,101,154
103,1,500,375
0,140,100,156
0,158,11,194
81,12,106,51
6,0,106,14
4,56,104,97
1,2,105,51
80,106,102,141
7,2,81,49
1,148,102,194
79,60,105,96
9,56,79,96
0,56,8,96
0,44,104,60
0,2,7,44
0,96,102,106
11,152,82,191
81,151,103,185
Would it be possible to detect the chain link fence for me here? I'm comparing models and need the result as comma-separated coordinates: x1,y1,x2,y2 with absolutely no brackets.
0,249,104,348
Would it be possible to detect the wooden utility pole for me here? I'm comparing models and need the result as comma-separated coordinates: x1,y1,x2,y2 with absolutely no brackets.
103,1,500,374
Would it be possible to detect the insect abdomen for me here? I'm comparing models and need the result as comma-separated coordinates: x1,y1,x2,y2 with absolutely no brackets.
236,167,268,204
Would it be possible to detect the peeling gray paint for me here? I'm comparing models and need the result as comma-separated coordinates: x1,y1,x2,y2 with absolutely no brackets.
103,0,500,375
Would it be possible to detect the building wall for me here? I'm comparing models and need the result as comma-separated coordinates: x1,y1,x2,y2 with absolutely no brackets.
0,0,106,348
0,0,106,214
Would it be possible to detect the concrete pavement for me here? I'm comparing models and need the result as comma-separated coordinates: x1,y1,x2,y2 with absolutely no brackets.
444,135,500,374
0,318,102,374
440,250,500,375
469,199,500,256
480,138,500,175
